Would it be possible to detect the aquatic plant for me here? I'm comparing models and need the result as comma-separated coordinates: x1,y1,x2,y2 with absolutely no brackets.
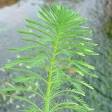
0,4,97,112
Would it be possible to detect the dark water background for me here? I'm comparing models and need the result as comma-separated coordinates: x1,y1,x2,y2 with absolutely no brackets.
0,0,112,112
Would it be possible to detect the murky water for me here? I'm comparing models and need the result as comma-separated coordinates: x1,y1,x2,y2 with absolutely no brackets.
0,0,43,67
0,0,112,112
0,0,44,111
73,0,112,112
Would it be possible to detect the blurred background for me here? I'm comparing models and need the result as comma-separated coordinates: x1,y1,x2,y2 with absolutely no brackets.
0,0,112,112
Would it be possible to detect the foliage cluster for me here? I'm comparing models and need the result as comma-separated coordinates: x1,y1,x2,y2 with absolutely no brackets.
0,4,97,112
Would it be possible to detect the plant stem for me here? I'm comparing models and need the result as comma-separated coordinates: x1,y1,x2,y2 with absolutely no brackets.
44,34,60,112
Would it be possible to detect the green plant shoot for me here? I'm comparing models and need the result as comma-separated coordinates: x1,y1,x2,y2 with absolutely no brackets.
0,4,97,112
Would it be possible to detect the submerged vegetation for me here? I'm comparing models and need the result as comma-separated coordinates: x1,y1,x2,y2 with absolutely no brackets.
104,19,112,37
0,4,97,112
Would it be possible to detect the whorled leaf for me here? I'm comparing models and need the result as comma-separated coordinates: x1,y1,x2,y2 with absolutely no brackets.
1,4,96,112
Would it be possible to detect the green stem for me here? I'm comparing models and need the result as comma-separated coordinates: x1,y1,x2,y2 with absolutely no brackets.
44,34,60,112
